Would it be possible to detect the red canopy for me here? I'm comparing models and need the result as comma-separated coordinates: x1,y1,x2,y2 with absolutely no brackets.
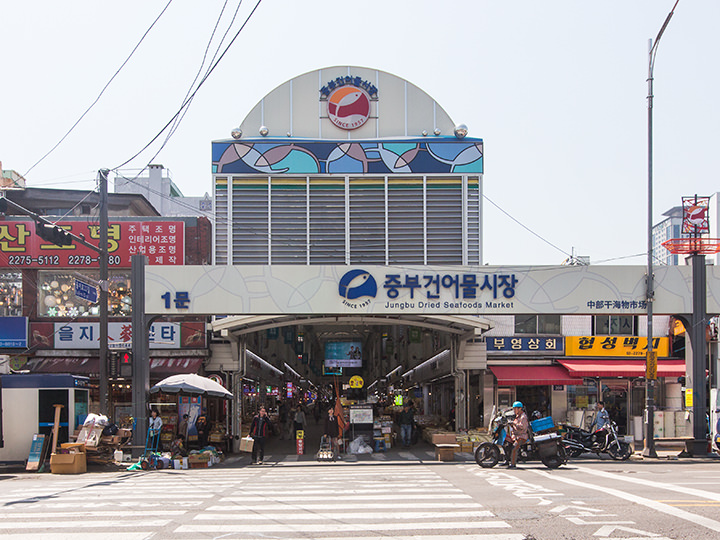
489,365,583,386
558,358,685,378
29,356,204,375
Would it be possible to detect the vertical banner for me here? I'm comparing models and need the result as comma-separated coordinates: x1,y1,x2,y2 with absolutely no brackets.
682,196,710,235
178,396,202,443
646,351,658,380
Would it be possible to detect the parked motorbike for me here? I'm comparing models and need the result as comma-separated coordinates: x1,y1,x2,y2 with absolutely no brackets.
474,408,567,469
561,420,632,460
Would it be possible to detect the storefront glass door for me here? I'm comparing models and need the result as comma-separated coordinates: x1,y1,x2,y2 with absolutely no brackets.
601,380,629,435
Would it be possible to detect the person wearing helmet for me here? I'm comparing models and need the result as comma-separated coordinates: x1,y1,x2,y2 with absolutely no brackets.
507,401,529,469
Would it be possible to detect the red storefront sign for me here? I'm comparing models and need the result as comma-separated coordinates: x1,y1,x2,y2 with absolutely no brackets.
0,220,184,268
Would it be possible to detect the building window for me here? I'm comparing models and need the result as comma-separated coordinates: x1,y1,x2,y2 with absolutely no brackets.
514,315,561,334
567,382,598,411
594,315,634,335
37,270,132,317
0,271,23,317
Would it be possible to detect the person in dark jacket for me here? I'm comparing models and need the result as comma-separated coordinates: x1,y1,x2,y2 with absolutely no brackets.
398,403,415,447
324,407,341,456
249,406,272,464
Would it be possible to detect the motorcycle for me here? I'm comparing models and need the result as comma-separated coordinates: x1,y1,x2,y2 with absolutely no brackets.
474,408,567,469
561,420,632,461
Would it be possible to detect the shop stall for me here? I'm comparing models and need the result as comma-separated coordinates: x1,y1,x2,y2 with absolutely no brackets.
0,374,89,464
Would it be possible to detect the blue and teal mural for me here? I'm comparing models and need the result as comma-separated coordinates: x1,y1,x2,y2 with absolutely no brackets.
212,138,483,175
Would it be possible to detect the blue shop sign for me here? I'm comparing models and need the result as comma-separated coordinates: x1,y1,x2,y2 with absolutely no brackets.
487,336,563,354
0,316,28,348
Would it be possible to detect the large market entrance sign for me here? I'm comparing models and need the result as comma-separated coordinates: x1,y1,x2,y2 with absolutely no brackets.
143,264,720,316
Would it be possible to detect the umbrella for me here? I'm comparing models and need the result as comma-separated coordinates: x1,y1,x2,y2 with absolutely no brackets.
150,373,233,399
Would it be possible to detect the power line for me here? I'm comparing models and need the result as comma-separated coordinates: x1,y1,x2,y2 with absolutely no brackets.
483,193,574,260
137,0,246,183
22,0,175,178
112,0,264,172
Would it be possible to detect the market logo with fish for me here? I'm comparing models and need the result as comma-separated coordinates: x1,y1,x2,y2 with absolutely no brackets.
327,85,371,130
338,269,377,309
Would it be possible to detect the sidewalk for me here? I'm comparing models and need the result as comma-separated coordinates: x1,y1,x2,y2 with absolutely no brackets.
222,417,466,466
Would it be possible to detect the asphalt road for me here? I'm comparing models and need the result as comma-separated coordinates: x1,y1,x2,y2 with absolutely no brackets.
1,450,719,540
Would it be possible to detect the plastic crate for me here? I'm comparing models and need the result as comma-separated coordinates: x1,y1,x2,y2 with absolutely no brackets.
531,416,555,433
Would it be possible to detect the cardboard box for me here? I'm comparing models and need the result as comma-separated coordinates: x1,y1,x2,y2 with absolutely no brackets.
431,433,457,445
459,442,473,453
434,444,458,461
239,436,254,453
50,451,87,474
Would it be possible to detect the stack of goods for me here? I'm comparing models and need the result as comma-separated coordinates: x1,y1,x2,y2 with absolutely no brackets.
74,414,132,465
467,428,491,450
374,415,394,449
187,446,224,468
422,426,455,444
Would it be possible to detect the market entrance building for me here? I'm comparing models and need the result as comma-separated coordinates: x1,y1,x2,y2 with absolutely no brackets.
206,66,489,449
133,66,718,455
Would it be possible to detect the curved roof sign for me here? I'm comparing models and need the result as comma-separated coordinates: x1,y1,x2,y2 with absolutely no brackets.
231,66,458,140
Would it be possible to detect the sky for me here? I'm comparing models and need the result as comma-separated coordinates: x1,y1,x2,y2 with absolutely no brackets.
2,0,718,267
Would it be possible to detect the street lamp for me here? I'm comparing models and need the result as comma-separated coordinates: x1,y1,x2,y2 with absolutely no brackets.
644,0,679,458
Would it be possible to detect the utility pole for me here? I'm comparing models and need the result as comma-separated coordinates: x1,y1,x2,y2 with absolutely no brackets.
131,254,151,457
644,0,679,459
99,169,110,415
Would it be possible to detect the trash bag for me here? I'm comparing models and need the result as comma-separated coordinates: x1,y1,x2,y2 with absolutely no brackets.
83,413,109,426
102,423,119,436
127,460,143,471
348,435,373,454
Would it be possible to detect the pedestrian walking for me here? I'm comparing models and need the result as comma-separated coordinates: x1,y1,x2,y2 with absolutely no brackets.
324,407,341,457
293,405,306,436
398,403,414,447
249,406,273,465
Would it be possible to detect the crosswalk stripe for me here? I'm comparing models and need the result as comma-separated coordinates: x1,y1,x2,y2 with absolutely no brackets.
5,501,203,509
0,519,172,529
194,510,495,520
235,484,452,490
0,511,187,519
0,534,155,540
205,502,484,510
220,493,472,501
228,487,463,494
174,536,525,540
175,520,511,533
0,493,215,502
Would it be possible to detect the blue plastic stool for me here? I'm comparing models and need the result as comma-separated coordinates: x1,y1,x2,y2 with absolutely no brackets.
374,438,386,452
